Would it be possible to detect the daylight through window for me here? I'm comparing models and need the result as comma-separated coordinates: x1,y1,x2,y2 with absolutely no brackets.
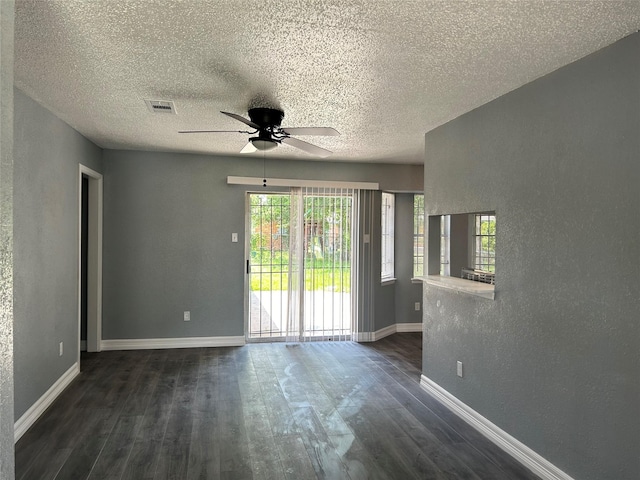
473,214,496,273
413,194,424,277
381,192,395,281
440,215,451,276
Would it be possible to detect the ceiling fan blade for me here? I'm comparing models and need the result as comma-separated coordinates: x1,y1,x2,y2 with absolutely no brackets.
282,127,340,136
179,130,252,133
240,141,257,154
221,111,260,129
282,137,332,157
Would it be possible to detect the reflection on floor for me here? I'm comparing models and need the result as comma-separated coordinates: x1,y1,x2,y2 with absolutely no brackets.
15,333,540,480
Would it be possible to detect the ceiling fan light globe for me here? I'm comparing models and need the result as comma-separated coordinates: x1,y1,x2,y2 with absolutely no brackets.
251,139,278,151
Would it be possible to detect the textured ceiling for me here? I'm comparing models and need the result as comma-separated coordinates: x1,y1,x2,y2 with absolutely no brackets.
14,0,640,164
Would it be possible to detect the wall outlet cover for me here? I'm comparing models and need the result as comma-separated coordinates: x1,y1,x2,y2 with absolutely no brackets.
184,311,191,321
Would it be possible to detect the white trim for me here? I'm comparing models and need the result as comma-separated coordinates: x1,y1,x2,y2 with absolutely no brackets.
354,331,373,342
357,322,422,342
419,375,575,480
101,336,246,351
396,322,422,333
227,176,379,190
372,324,397,341
14,362,80,443
420,275,495,300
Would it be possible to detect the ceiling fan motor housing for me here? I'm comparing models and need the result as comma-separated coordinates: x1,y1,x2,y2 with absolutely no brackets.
248,108,284,128
180,108,336,156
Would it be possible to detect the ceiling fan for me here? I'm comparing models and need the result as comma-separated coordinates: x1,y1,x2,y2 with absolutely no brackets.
179,108,339,157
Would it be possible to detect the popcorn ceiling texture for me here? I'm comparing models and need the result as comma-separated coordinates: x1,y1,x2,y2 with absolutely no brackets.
14,0,640,163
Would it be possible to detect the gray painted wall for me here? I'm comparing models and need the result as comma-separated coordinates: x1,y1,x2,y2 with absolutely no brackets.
102,150,423,340
13,89,103,418
370,191,396,331
0,2,15,477
370,192,423,333
394,193,422,325
355,190,376,335
448,213,469,276
422,33,639,480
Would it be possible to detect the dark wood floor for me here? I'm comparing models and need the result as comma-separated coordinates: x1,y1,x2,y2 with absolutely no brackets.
15,333,539,480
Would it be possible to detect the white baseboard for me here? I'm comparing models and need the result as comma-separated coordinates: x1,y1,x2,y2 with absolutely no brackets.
419,375,574,480
395,322,422,333
372,324,396,341
357,322,422,342
100,335,246,351
14,362,80,443
353,332,370,342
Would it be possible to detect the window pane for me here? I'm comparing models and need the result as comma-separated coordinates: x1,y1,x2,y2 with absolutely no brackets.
413,194,424,277
440,215,450,276
473,214,496,273
381,192,395,280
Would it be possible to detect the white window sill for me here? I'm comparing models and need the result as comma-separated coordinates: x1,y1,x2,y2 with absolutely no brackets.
411,277,423,284
417,275,495,300
381,277,397,286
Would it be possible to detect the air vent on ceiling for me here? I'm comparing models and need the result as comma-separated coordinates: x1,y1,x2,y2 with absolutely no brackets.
145,99,176,114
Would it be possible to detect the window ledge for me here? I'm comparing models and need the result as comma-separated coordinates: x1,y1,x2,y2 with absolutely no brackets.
381,277,397,286
418,275,495,300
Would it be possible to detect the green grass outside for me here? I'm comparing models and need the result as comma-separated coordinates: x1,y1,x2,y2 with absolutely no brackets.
250,251,351,292
250,267,351,292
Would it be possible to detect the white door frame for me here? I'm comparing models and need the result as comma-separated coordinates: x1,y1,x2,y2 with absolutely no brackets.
245,189,359,341
78,165,103,357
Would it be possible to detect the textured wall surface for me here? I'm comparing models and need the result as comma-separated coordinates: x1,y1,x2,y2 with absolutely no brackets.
422,33,639,480
0,2,15,477
13,89,102,419
102,150,422,340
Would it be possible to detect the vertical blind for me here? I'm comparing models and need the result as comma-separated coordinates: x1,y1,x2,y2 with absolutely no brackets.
286,187,356,342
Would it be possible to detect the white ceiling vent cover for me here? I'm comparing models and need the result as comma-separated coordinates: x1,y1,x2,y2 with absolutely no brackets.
145,100,176,114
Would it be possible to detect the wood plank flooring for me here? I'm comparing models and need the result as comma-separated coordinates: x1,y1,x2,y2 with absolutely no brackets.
15,334,540,480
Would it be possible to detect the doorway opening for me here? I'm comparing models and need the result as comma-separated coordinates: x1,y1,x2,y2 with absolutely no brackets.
78,165,103,359
246,188,357,342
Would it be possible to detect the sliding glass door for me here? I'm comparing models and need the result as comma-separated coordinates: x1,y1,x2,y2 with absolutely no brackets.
247,193,291,339
247,188,356,341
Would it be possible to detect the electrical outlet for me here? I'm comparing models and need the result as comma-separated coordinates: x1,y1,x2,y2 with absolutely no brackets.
457,361,463,378
59,342,63,356
184,311,190,322
231,232,238,243
414,302,421,311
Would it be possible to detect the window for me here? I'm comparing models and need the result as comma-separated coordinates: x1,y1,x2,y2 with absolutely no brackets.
381,192,395,281
426,212,496,298
440,215,450,276
413,194,425,277
472,214,496,273
432,212,496,284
